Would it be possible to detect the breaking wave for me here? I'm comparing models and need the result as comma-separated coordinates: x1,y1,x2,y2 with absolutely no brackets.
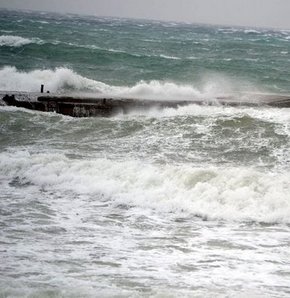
0,66,259,100
1,151,290,224
0,66,109,94
0,35,43,47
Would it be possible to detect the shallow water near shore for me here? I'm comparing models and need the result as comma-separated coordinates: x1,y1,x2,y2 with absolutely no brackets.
1,9,290,298
1,106,290,297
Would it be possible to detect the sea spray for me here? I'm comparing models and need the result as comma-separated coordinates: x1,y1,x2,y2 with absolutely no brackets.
0,66,107,93
0,66,261,100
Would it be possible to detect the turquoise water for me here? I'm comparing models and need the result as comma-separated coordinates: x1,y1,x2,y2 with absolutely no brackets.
1,9,290,298
0,9,290,93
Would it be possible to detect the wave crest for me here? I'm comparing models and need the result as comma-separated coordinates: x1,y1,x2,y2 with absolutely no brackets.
0,66,109,93
0,66,259,100
0,35,43,47
1,152,290,223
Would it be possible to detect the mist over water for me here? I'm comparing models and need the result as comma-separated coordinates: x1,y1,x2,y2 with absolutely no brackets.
1,9,290,298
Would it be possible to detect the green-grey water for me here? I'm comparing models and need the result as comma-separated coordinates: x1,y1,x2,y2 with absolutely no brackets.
1,9,290,298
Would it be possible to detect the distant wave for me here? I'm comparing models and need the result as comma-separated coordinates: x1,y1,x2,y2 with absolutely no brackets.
0,35,43,47
64,42,182,60
159,54,181,60
244,29,262,34
65,42,134,55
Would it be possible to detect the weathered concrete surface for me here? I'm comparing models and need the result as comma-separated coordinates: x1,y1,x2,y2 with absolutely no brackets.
37,96,198,117
1,92,290,117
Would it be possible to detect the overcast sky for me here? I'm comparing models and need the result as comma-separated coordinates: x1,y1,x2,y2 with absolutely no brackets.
1,0,290,29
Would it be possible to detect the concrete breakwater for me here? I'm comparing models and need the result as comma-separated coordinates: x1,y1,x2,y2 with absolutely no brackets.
1,92,290,117
1,93,195,117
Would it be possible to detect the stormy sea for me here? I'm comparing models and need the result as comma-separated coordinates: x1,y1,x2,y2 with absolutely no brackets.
0,9,290,297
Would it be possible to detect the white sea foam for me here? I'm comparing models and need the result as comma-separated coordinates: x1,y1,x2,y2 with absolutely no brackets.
244,29,261,34
159,54,181,60
0,66,260,101
0,30,13,33
125,102,290,125
0,66,109,93
1,151,290,224
0,35,43,47
116,80,201,99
